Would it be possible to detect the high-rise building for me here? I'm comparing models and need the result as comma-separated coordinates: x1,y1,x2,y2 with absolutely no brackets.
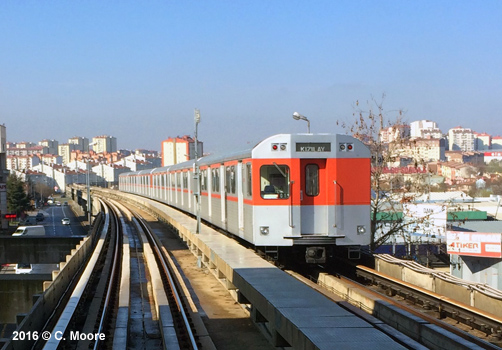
410,120,442,139
58,143,78,165
92,135,117,154
161,135,203,166
474,132,491,151
448,126,475,151
39,139,59,155
68,136,89,152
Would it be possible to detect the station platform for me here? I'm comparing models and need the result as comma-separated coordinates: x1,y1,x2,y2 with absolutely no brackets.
97,189,413,350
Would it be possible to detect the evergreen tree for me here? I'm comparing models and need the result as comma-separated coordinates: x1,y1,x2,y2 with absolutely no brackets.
7,174,30,215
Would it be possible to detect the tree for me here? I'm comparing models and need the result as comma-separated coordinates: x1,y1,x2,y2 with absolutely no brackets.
7,174,31,216
338,96,435,252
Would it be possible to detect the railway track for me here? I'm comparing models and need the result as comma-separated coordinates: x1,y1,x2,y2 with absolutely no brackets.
355,264,502,348
33,198,209,350
64,186,501,350
292,259,501,350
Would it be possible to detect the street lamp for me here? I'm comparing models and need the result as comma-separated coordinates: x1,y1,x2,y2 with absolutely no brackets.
292,112,311,133
86,141,97,225
194,109,201,233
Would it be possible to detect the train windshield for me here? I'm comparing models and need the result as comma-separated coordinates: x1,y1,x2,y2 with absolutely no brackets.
260,164,290,199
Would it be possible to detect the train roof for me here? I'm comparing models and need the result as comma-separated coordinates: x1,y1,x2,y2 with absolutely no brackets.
121,133,365,177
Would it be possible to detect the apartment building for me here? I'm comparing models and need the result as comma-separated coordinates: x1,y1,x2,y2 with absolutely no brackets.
58,143,78,165
379,124,411,143
68,136,89,152
7,145,47,156
39,139,59,155
400,138,446,162
410,120,442,139
448,126,475,151
6,155,40,171
161,135,203,166
474,132,491,151
92,135,117,154
445,151,484,166
437,162,476,184
492,136,502,150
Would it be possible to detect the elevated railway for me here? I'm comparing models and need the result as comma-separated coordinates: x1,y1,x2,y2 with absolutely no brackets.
2,186,501,349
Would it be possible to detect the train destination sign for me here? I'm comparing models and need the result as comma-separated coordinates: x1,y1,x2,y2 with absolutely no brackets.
296,142,331,152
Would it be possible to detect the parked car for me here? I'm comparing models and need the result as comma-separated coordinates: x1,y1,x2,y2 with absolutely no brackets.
36,212,44,221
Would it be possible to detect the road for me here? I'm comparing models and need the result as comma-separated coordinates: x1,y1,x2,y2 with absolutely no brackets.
26,202,86,237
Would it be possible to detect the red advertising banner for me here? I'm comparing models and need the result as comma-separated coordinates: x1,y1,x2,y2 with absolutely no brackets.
447,231,502,258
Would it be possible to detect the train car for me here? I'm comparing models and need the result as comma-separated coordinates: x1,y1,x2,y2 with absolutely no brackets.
119,133,371,263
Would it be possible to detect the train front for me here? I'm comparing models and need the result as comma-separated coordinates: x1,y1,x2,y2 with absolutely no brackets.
251,133,371,263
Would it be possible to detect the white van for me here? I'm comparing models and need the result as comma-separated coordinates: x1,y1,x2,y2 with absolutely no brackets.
12,225,46,236
15,263,32,274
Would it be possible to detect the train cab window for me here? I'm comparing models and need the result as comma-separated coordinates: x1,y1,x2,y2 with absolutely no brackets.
260,165,289,199
305,164,319,196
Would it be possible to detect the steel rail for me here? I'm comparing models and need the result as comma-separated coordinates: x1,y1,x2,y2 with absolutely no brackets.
356,265,502,348
92,200,122,350
132,209,198,350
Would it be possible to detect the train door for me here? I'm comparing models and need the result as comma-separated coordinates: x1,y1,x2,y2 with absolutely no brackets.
299,159,327,235
220,164,226,228
237,162,244,233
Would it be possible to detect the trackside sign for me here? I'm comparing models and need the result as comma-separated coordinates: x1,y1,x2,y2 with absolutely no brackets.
447,231,502,258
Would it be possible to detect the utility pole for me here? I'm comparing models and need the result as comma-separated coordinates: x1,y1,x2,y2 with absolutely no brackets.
194,109,201,233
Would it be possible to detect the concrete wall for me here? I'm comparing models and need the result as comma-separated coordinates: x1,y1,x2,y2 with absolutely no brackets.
0,237,82,264
1,214,103,350
0,280,44,323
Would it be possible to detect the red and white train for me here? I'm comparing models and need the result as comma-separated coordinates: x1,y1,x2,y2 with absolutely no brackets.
119,133,371,263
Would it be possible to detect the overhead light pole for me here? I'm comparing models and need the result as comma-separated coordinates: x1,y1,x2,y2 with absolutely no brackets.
194,109,201,233
86,141,97,225
292,112,311,133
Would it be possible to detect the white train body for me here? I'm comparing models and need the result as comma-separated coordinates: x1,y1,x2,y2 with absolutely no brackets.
119,133,371,263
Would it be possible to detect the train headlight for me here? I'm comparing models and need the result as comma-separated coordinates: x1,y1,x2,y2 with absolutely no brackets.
357,225,366,234
260,226,269,235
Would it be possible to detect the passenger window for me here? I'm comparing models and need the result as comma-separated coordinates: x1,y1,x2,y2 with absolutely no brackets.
305,164,319,196
212,168,220,192
201,169,207,191
260,164,289,199
226,166,235,194
246,163,252,196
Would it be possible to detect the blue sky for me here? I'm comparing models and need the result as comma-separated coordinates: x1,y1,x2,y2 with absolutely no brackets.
1,1,501,153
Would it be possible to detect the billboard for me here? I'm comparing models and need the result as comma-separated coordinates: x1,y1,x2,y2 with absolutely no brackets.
447,231,502,258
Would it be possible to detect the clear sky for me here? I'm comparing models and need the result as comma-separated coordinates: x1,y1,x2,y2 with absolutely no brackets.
1,1,501,153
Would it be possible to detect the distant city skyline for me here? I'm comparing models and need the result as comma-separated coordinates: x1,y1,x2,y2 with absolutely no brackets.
2,1,501,153
6,116,502,152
